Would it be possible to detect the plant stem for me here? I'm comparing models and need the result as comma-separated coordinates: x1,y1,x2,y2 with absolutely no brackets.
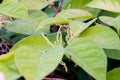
50,0,64,16
48,0,58,14
58,0,64,10
55,0,64,15
50,0,64,32
52,4,58,14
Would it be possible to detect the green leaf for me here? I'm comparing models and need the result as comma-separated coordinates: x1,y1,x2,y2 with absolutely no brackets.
107,67,120,80
4,10,48,35
0,52,14,62
56,9,93,19
11,36,64,80
99,16,115,26
62,0,100,17
0,0,28,19
3,0,17,2
104,49,120,60
99,16,120,33
10,36,51,51
81,26,120,49
99,11,119,18
36,17,69,32
20,0,48,10
65,37,107,80
87,0,120,13
69,18,96,37
69,20,85,33
46,33,57,43
0,52,20,80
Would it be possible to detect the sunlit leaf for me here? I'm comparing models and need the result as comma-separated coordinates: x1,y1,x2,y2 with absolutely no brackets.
81,26,120,49
20,0,49,10
0,52,20,80
0,0,28,19
10,36,51,51
99,16,120,33
99,16,115,26
56,9,93,19
65,37,107,80
62,0,100,17
11,36,64,80
69,20,85,33
69,18,96,37
87,0,120,13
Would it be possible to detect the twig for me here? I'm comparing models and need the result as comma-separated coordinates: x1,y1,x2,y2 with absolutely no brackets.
48,0,58,15
49,0,64,32
55,0,64,16
49,0,64,16
57,0,64,13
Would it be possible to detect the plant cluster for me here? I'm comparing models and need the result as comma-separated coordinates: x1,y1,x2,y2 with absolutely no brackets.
0,0,120,80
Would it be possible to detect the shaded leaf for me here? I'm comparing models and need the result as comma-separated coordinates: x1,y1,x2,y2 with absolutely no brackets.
4,10,48,35
99,11,119,18
46,33,57,43
65,37,107,80
36,17,69,32
104,49,120,60
107,67,120,80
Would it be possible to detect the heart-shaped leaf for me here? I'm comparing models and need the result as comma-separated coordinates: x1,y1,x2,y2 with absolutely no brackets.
87,0,120,13
65,37,107,80
11,36,64,80
15,45,64,80
81,26,120,49
10,36,51,51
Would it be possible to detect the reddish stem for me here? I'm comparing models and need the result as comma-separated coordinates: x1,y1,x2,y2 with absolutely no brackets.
49,0,64,16
51,3,58,14
55,0,64,16
57,0,64,13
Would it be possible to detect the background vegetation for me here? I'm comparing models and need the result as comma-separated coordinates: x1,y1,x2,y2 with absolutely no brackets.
0,0,120,80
